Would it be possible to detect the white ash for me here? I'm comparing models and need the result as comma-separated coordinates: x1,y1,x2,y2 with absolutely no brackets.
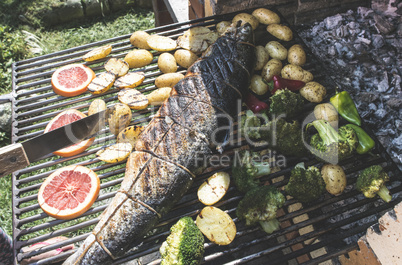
298,6,402,170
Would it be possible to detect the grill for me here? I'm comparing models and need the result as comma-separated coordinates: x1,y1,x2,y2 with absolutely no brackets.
11,6,402,265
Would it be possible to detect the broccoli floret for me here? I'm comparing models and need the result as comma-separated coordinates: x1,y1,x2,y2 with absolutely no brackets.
260,117,308,157
237,186,285,234
240,110,265,140
285,162,325,203
269,89,304,119
356,165,392,203
160,216,204,265
232,150,271,193
309,120,358,164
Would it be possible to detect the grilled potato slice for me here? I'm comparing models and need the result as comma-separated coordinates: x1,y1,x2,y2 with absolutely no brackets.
177,27,218,54
88,98,107,116
147,87,172,106
197,172,230,205
104,58,129,76
83,44,112,62
196,206,236,245
96,142,133,163
117,125,145,147
130,31,151,49
87,72,116,95
114,72,145,89
155,73,184,88
118,88,149,110
107,103,132,135
147,35,177,52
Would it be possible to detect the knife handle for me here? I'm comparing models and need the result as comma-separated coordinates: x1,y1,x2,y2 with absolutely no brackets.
0,143,30,177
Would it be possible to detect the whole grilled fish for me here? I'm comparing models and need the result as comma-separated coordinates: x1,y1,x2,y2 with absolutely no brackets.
63,22,256,264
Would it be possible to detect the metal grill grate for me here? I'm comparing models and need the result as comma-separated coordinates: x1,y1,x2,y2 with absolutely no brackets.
11,6,402,265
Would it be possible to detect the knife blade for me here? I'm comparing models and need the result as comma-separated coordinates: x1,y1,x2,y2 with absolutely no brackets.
0,110,107,177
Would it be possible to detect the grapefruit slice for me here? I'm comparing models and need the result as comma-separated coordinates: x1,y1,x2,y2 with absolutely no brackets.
44,109,95,157
51,64,96,97
38,165,100,220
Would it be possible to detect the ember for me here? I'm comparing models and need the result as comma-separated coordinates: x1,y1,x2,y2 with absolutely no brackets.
298,2,402,169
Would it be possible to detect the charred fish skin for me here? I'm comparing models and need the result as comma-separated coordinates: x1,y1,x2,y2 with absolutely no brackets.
63,23,255,265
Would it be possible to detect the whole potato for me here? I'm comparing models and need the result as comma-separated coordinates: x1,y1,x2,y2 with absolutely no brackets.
300,81,326,103
252,8,280,25
265,41,287,61
287,44,306,66
314,103,338,128
321,164,347,196
216,21,231,35
262,59,282,82
232,13,259,30
155,73,185,88
107,103,132,135
267,24,293,41
174,49,199,68
250,74,269,95
124,49,153,68
281,64,313,82
129,31,151,49
158,53,177,73
255,45,269,71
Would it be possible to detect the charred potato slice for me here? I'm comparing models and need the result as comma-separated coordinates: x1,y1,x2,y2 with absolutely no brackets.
147,35,177,52
130,31,151,49
104,58,129,77
114,72,145,89
124,49,154,69
177,27,218,54
158,53,177,73
83,44,112,62
117,125,145,147
174,49,199,69
118,88,149,110
155,73,184,88
107,103,132,135
88,98,106,116
196,206,236,245
87,72,116,95
197,172,230,205
147,87,172,106
96,142,133,163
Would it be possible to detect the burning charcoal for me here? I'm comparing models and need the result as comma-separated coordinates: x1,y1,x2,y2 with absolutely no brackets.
374,14,395,34
353,43,364,52
395,120,402,131
374,108,387,119
345,50,355,60
371,34,385,49
357,7,374,19
386,98,402,109
328,46,336,56
392,134,402,149
377,72,389,92
324,14,343,30
397,23,402,36
360,92,380,103
369,103,378,112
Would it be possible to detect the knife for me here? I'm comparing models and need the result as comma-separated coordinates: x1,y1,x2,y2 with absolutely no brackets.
0,110,107,177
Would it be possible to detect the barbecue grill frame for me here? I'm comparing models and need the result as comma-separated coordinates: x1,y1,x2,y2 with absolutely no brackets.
10,6,402,265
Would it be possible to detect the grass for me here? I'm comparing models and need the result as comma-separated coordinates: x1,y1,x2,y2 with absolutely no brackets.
0,6,155,239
